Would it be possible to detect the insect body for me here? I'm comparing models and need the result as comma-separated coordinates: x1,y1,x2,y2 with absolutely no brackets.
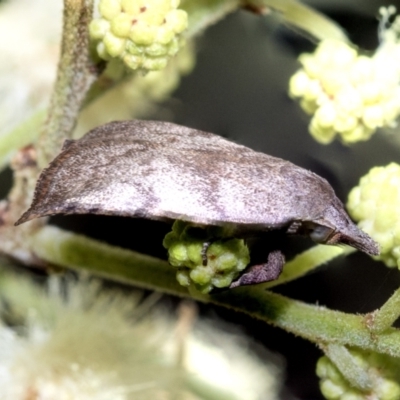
16,120,379,288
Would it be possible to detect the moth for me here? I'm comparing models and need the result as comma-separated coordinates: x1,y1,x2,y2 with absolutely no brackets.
16,120,379,287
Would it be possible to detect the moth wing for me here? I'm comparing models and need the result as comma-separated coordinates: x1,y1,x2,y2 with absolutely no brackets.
16,121,331,229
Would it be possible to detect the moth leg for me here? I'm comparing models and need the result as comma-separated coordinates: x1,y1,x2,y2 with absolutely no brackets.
287,220,302,235
201,241,211,266
230,250,285,289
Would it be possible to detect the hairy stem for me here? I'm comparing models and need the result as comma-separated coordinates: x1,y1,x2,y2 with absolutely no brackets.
182,0,239,38
31,225,400,358
321,343,371,391
247,0,348,42
212,288,400,358
37,0,99,168
365,286,400,333
31,226,187,296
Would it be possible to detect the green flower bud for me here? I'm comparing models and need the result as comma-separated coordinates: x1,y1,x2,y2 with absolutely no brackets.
168,242,188,266
145,43,168,57
99,0,122,20
165,9,188,33
126,42,143,55
123,54,142,70
163,221,250,293
320,379,345,399
316,350,400,400
143,57,168,71
129,22,157,46
176,269,191,286
186,242,203,265
110,13,133,38
155,26,175,45
120,0,143,15
211,273,236,288
340,392,364,400
167,37,180,56
378,380,400,400
89,19,110,39
189,266,213,285
96,42,111,60
103,32,126,57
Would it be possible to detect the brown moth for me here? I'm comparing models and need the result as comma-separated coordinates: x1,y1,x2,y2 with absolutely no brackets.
16,120,379,287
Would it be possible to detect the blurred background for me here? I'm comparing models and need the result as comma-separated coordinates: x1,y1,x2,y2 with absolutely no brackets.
1,0,400,398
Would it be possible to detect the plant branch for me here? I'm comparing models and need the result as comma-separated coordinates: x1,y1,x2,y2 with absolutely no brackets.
365,286,400,333
30,225,400,358
37,0,99,168
246,0,348,42
321,343,372,391
211,288,400,358
182,0,239,38
31,226,188,296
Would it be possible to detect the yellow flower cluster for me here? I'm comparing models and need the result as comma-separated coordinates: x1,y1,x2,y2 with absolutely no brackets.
317,351,400,400
347,163,400,267
289,8,400,144
90,0,188,71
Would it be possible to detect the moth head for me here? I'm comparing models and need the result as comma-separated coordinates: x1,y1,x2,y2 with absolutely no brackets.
291,213,379,257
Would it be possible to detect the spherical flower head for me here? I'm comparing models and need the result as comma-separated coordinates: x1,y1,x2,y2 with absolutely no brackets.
163,221,250,293
289,8,400,144
89,0,188,72
316,349,400,400
347,163,400,268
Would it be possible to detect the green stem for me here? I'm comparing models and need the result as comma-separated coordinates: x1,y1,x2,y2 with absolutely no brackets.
261,245,353,289
247,0,348,42
366,286,400,333
37,0,99,168
31,225,187,296
211,288,400,358
182,0,239,38
0,110,46,170
321,343,371,391
31,225,400,358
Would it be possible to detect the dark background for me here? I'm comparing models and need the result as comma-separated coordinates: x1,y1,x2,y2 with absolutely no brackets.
3,1,400,398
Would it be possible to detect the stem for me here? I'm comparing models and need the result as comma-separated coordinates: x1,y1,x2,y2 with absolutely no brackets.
321,343,371,391
261,245,353,289
31,226,188,296
211,289,400,358
37,0,99,168
31,225,400,359
247,0,348,42
182,0,239,39
365,286,400,333
0,110,46,170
